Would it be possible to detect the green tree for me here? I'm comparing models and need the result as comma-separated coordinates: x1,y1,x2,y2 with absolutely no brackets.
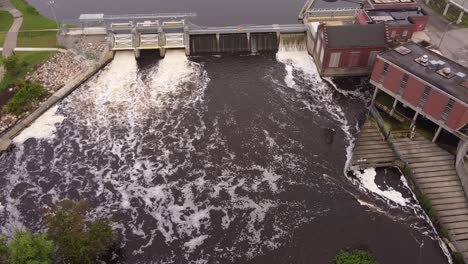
8,230,54,264
335,249,379,264
0,236,8,264
47,200,115,264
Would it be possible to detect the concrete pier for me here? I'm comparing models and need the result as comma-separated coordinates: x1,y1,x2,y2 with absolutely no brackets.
394,135,468,261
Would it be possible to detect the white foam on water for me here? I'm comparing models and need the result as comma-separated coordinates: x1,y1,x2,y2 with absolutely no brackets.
276,50,355,172
13,105,65,144
353,168,409,207
184,235,209,252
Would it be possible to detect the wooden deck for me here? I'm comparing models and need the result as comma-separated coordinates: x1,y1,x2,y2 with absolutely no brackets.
394,136,468,259
351,119,398,169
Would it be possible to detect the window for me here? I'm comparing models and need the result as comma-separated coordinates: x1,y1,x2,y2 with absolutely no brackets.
379,62,389,83
398,74,409,96
418,86,431,108
329,52,341,68
315,35,322,55
368,51,379,68
320,45,325,66
391,31,396,39
402,30,408,38
441,99,455,122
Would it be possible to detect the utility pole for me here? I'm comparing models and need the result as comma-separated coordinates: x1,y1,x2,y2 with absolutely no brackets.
48,0,60,29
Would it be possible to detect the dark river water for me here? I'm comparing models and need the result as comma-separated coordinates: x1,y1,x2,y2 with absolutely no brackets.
0,49,451,263
27,0,305,26
0,1,454,263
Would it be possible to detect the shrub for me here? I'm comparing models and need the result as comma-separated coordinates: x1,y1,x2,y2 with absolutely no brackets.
3,82,48,116
0,236,8,263
335,249,379,264
47,200,116,264
8,230,54,264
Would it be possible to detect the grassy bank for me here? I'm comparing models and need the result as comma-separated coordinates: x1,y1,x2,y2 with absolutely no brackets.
0,51,54,93
0,11,14,46
10,0,59,47
0,51,54,116
428,0,468,27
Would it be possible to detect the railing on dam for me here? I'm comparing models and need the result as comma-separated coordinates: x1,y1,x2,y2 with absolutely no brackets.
188,24,306,35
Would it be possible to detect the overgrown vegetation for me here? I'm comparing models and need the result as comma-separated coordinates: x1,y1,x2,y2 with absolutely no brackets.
0,200,116,264
0,53,53,116
10,0,59,47
3,81,49,115
47,200,116,264
428,0,468,27
0,11,14,46
0,52,53,93
335,249,379,264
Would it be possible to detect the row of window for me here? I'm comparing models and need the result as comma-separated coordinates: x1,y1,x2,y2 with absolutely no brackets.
379,62,456,123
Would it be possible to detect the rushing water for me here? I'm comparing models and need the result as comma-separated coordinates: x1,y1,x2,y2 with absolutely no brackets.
0,49,451,263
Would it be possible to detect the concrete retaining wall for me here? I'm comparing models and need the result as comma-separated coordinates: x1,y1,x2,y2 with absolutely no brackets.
0,49,115,153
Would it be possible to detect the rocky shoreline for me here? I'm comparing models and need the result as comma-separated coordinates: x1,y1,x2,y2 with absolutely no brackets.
0,38,107,136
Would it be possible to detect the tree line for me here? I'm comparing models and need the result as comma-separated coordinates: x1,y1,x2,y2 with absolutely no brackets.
0,200,116,264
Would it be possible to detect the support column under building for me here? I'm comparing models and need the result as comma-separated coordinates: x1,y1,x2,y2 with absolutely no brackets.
432,126,443,143
411,112,419,127
457,11,465,24
443,3,451,16
371,88,379,105
390,98,398,116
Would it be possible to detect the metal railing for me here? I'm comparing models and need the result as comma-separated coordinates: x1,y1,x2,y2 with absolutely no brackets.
306,7,364,18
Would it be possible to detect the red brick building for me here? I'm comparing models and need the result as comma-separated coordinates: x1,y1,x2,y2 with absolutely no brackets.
370,42,468,142
364,9,428,42
307,23,389,77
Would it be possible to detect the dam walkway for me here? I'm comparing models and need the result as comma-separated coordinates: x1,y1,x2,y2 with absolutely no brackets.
394,136,468,258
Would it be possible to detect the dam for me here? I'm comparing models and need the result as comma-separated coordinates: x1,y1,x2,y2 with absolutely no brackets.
63,13,307,57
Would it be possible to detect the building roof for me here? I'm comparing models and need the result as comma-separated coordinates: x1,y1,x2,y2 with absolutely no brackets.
379,42,468,103
309,0,363,9
367,9,426,26
324,24,388,48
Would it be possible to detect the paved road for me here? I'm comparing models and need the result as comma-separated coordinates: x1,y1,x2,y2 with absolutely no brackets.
419,0,468,67
0,0,23,57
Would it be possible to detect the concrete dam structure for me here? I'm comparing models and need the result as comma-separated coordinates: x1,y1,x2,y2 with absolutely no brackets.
69,13,307,57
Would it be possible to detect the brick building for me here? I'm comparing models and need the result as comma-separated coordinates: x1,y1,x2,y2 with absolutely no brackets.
370,42,468,143
307,23,389,76
364,9,428,42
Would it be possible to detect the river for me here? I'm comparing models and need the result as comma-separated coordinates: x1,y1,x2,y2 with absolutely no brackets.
0,1,454,263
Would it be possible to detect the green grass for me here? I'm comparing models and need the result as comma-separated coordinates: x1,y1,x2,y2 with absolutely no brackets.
17,31,58,47
0,11,14,46
10,0,57,30
10,0,59,47
428,0,468,27
335,250,379,264
0,51,54,93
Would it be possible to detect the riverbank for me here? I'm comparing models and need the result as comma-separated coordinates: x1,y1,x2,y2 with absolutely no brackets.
0,37,111,152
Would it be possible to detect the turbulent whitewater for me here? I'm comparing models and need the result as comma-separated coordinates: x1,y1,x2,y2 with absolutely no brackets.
0,50,450,263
